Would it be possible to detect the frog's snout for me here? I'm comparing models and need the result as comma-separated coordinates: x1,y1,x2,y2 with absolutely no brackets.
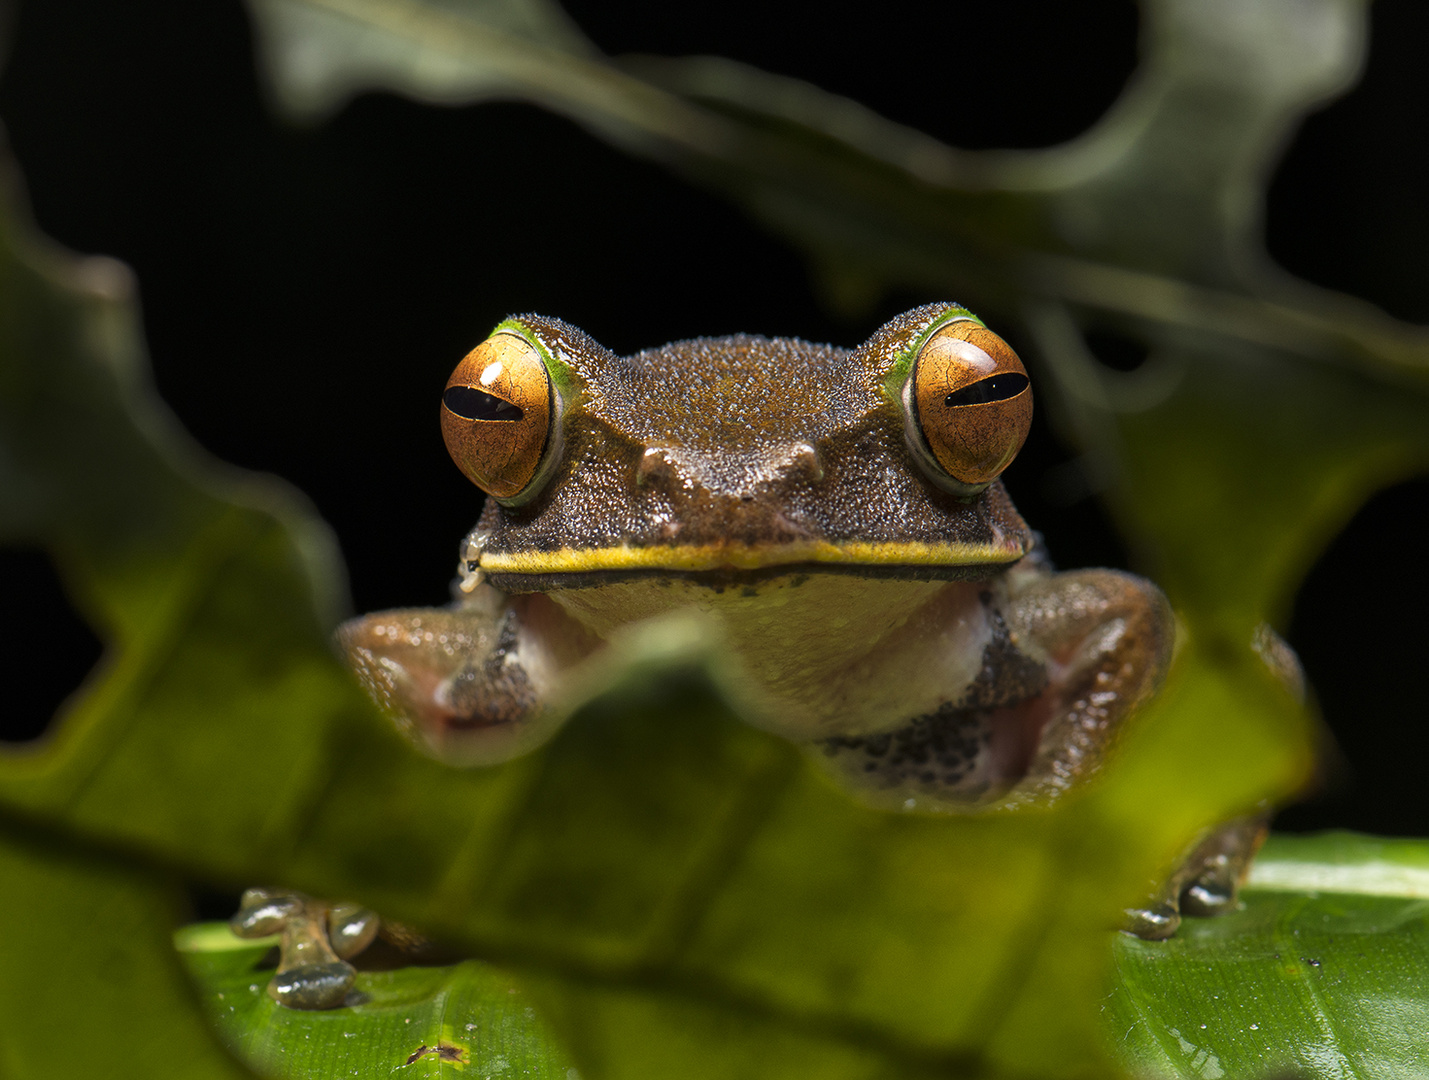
636,440,823,500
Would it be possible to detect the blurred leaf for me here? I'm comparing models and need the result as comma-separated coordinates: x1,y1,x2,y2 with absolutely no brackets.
176,924,573,1078
0,820,251,1079
0,592,1307,1080
1108,832,1429,1079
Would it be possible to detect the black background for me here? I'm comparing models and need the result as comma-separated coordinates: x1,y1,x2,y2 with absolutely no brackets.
1,0,1425,834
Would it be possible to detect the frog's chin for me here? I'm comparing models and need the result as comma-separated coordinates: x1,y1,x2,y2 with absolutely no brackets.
479,537,1029,593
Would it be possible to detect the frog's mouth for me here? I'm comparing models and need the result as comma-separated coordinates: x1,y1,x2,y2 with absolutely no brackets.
476,535,1030,592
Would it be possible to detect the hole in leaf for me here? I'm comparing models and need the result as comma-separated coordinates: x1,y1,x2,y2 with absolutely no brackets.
1083,328,1150,373
0,547,105,744
1276,476,1429,836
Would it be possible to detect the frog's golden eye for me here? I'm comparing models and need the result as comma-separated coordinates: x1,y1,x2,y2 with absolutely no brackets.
441,331,552,499
912,320,1032,487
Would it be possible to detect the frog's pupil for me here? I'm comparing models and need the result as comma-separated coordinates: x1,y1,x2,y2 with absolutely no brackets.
944,373,1029,408
443,385,523,421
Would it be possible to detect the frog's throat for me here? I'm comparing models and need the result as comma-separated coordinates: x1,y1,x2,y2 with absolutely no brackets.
477,536,1029,578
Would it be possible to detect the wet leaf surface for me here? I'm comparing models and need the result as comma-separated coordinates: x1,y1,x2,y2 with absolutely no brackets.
176,924,573,1079
1109,832,1429,1079
174,833,1429,1080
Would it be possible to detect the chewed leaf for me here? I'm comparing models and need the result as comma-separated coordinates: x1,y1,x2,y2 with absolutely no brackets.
0,571,1311,1080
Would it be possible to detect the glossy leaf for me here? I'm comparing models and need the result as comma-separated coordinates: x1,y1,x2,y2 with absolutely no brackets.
1108,831,1429,1078
177,834,1429,1080
176,924,573,1078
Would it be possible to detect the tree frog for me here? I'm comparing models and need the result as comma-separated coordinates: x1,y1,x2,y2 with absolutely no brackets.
236,304,1269,1007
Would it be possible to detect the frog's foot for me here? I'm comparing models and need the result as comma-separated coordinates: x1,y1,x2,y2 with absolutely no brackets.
1123,814,1270,940
230,888,380,1009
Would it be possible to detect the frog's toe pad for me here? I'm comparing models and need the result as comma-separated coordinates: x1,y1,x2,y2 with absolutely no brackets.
268,962,356,1010
1181,875,1237,917
1122,902,1180,941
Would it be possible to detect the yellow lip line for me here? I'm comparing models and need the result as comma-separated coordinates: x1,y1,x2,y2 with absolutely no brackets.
479,538,1028,575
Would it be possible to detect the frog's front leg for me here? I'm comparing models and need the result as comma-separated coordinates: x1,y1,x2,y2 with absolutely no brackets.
336,584,596,766
998,567,1175,807
822,566,1208,934
816,567,1173,805
1122,813,1270,939
236,585,597,1008
1008,576,1294,937
230,889,379,1009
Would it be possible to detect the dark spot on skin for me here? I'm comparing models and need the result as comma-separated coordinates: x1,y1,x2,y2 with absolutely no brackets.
487,609,521,667
820,608,1050,797
740,586,759,598
822,703,989,789
958,605,1049,710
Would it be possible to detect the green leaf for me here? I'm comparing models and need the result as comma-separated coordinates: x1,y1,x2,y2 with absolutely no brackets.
0,820,251,1079
176,924,574,1078
1107,832,1429,1079
177,833,1429,1080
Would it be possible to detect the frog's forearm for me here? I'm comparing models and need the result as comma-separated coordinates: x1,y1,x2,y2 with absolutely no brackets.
337,589,543,763
1000,569,1174,806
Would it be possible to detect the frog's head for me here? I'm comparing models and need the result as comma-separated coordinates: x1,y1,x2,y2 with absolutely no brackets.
440,304,1035,592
